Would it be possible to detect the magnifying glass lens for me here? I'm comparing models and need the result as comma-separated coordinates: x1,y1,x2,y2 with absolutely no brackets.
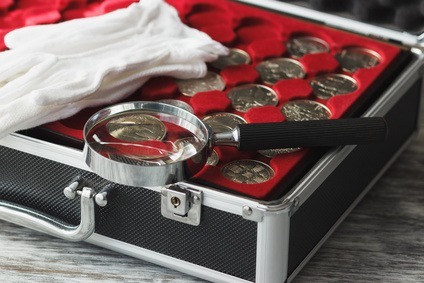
85,110,206,165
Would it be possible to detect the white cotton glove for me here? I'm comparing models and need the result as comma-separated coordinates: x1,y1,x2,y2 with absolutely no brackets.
0,0,228,138
5,0,218,56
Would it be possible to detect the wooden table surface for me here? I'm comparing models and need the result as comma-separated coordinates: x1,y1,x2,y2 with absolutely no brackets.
0,111,423,282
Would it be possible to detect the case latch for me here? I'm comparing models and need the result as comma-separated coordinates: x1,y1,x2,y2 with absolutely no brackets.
161,185,202,226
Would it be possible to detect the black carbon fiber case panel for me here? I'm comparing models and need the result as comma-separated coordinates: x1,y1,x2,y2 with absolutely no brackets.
287,79,422,276
0,148,257,281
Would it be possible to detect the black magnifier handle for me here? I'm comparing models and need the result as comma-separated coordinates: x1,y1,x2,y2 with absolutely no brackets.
213,117,388,150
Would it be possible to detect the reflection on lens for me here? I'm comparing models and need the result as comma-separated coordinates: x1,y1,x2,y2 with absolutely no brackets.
86,110,206,166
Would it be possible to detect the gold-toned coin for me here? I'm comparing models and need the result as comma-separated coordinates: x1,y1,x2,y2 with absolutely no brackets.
106,113,166,142
210,48,251,70
176,71,226,97
227,84,278,112
221,159,275,184
286,36,330,58
281,100,332,121
206,150,219,166
310,74,358,100
256,58,306,84
158,99,194,113
335,47,381,72
202,112,246,133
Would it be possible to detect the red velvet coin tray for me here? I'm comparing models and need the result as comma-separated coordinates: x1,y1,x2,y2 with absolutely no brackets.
3,0,405,200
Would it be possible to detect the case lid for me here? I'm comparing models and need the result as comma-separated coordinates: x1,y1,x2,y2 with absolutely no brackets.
237,0,424,48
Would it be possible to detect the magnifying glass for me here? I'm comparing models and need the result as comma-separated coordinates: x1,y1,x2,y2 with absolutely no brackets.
83,101,387,187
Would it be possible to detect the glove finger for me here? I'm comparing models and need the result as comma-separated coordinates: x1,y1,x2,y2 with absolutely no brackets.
0,52,57,104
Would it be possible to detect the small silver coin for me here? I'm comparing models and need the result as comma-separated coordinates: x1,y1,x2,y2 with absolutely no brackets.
286,36,330,58
157,99,194,113
106,114,166,142
176,71,226,97
227,84,279,112
256,58,306,84
258,147,301,158
210,48,251,70
281,100,332,121
221,159,275,184
335,47,381,73
202,112,247,133
310,74,358,100
206,150,219,166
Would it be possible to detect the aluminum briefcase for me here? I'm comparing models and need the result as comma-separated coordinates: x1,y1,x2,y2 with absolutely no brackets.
0,0,423,282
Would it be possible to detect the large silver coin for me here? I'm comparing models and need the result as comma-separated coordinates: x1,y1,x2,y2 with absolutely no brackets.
221,159,275,184
206,150,219,166
210,48,251,70
286,36,330,58
157,99,194,113
310,74,358,100
335,47,381,73
176,71,226,97
256,58,306,84
227,84,279,112
106,114,166,142
281,100,332,121
202,112,246,133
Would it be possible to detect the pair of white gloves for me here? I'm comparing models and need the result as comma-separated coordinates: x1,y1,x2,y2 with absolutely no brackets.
0,0,227,138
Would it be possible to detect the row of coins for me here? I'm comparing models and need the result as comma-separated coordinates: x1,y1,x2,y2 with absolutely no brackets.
151,100,331,184
211,37,381,72
177,71,357,112
158,99,331,184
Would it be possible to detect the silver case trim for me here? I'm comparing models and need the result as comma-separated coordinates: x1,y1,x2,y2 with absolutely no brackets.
236,0,424,48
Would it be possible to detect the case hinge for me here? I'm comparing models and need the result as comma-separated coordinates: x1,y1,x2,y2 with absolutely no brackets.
161,185,202,226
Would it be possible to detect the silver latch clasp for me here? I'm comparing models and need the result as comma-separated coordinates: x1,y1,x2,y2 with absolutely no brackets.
161,185,202,226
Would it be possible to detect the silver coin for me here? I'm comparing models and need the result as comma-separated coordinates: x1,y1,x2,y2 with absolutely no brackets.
221,159,275,184
335,47,381,73
286,36,330,58
227,84,279,112
106,114,166,142
176,71,226,97
206,150,219,166
310,74,358,100
281,100,332,121
256,58,306,84
157,99,194,113
202,112,247,133
258,147,301,158
210,48,251,70
173,136,204,162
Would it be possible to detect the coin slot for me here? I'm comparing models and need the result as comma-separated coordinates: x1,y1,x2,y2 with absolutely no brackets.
176,71,226,97
286,35,330,58
221,159,275,184
256,58,306,85
335,47,382,73
310,74,358,100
